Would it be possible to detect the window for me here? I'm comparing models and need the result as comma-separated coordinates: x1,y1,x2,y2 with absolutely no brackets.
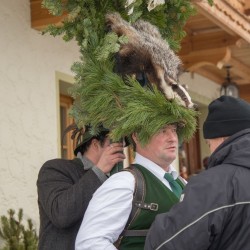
60,94,74,159
179,120,202,179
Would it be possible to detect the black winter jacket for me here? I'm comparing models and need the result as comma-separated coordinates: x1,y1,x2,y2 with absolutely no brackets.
37,158,104,250
145,128,250,250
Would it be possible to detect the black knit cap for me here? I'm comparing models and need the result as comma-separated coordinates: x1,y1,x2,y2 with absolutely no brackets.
203,95,250,139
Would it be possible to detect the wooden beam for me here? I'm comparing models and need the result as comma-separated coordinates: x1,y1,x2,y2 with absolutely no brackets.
195,68,224,84
180,47,228,69
179,47,229,84
239,84,250,102
180,46,250,85
216,47,250,83
216,47,232,69
186,61,216,72
226,0,244,13
180,31,238,55
236,38,250,48
243,0,250,15
228,57,250,84
30,0,66,30
193,0,250,43
237,79,250,85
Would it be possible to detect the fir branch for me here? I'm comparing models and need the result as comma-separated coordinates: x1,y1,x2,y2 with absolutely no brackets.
70,66,197,145
0,209,38,250
41,0,201,50
41,0,204,144
94,33,121,62
42,0,65,16
208,0,214,6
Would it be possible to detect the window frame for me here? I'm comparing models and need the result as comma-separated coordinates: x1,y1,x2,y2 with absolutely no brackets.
60,94,74,159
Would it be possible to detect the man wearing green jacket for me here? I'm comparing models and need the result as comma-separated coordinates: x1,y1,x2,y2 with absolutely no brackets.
75,123,187,250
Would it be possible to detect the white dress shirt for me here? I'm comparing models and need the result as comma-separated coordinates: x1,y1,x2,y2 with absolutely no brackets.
75,153,179,250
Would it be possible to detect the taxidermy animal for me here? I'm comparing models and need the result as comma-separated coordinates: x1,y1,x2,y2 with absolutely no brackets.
105,12,195,109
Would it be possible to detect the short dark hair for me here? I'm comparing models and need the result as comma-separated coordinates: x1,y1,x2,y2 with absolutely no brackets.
74,130,109,155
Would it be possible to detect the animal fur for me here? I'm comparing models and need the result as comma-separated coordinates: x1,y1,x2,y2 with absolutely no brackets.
105,12,195,109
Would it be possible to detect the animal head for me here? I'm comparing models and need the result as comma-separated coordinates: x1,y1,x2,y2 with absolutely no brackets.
105,12,196,109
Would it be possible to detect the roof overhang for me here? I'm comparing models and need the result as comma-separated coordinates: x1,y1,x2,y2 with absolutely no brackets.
30,0,250,93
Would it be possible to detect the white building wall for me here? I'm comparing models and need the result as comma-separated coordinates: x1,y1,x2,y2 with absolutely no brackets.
0,0,79,229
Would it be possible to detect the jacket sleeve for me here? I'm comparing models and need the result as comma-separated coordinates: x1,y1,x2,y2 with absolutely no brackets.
37,159,104,229
145,168,233,250
75,171,135,250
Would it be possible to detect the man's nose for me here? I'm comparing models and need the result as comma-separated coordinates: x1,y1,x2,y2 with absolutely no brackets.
166,131,177,140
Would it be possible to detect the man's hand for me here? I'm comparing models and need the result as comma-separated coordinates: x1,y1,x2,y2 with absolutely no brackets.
96,143,125,174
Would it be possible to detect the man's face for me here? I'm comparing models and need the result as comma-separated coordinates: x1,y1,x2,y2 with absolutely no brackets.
206,137,226,154
135,124,178,170
98,136,111,153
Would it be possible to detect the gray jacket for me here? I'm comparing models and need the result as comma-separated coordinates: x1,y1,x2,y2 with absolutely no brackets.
145,128,250,250
37,157,106,250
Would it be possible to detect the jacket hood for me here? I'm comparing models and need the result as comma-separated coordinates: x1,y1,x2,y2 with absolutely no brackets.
208,128,250,170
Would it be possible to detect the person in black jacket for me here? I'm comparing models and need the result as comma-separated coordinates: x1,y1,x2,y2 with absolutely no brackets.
37,125,125,250
145,96,250,250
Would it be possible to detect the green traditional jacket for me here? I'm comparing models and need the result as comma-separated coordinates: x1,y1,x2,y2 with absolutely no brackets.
119,164,185,250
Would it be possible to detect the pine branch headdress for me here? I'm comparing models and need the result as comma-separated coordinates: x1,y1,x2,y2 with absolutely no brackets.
41,0,205,145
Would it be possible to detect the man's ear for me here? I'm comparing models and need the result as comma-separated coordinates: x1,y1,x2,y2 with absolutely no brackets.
132,133,138,143
91,138,100,150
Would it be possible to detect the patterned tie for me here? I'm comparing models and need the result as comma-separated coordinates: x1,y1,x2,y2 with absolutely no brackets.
164,173,182,198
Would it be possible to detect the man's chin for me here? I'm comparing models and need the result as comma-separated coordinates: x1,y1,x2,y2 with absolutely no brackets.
166,148,177,155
